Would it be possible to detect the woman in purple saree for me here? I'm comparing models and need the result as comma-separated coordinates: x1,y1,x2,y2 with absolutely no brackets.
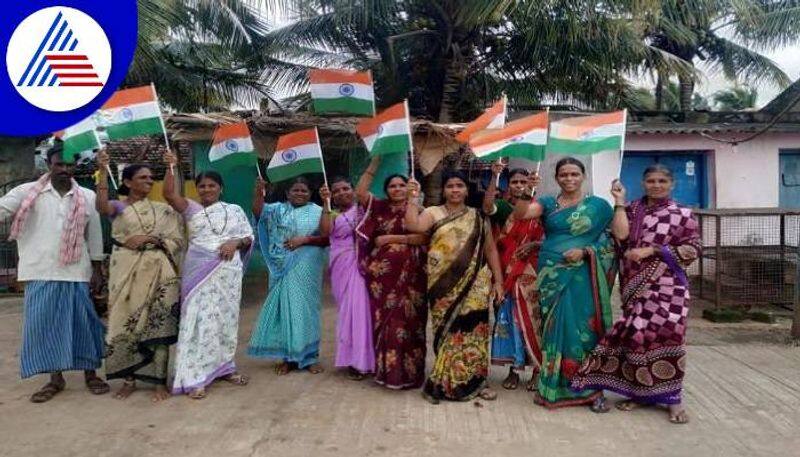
572,164,701,424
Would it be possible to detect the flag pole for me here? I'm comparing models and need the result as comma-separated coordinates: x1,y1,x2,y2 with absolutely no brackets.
495,93,508,188
152,83,174,175
315,127,330,208
404,99,415,181
93,128,117,190
369,70,376,117
532,107,550,198
617,108,628,179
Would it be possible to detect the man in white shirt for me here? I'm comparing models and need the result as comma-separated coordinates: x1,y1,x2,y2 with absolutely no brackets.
0,142,109,403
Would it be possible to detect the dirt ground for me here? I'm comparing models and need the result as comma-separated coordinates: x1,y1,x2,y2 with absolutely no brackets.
1,275,799,457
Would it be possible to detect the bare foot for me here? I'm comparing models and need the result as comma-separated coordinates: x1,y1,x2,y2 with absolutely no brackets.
616,399,642,411
113,380,137,400
221,373,249,386
307,363,324,374
151,385,170,403
669,404,689,424
188,388,206,400
479,387,498,401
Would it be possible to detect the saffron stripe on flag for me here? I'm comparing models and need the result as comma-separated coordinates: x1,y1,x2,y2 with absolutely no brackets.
102,86,157,110
309,69,372,85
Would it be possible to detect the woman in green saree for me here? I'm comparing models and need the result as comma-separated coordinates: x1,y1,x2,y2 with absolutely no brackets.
514,157,616,411
405,171,505,404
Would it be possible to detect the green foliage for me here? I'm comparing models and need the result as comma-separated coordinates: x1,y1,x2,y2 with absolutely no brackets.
713,86,758,110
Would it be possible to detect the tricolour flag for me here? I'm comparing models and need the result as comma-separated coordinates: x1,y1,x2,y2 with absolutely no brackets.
267,128,325,182
309,69,375,116
97,85,165,141
469,111,548,161
356,101,412,157
547,110,626,155
208,121,258,171
455,96,506,143
55,116,101,163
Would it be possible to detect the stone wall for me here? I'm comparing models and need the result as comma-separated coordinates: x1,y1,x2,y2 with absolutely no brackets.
0,137,36,186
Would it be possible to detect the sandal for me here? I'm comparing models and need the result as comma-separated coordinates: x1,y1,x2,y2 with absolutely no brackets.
275,362,292,376
30,380,65,403
669,409,689,424
590,396,610,413
478,388,498,401
85,375,110,395
501,371,520,390
188,388,207,400
307,364,324,374
113,379,137,400
526,370,540,392
222,373,249,386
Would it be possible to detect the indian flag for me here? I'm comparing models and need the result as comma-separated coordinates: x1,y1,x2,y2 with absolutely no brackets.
267,128,325,182
55,116,101,163
208,122,258,171
547,110,626,155
356,101,412,157
455,96,506,143
309,69,375,116
97,85,165,141
469,111,548,161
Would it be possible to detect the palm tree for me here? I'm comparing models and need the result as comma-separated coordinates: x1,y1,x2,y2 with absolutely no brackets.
130,0,316,111
648,0,799,112
266,0,691,122
713,86,758,110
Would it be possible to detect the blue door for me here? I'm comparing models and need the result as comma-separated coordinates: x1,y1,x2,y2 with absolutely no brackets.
779,150,800,208
621,152,706,207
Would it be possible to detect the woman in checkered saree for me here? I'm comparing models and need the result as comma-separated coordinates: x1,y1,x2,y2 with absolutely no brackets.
571,164,701,424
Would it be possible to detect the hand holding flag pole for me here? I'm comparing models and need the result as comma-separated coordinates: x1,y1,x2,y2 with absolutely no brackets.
314,127,331,208
93,131,118,190
530,161,542,198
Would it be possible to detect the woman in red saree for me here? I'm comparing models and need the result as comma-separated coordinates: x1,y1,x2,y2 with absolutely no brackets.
571,164,701,424
484,164,545,391
355,156,428,390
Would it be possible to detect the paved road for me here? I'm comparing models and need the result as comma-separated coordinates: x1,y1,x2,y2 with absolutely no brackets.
0,276,798,457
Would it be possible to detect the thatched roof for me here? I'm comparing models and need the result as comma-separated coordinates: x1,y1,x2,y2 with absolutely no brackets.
165,111,467,175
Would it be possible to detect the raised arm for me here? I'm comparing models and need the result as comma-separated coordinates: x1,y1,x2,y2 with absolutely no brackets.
483,161,504,216
355,155,380,207
404,178,435,233
610,179,629,241
252,178,268,219
162,150,188,214
512,172,543,220
95,149,116,217
318,184,334,238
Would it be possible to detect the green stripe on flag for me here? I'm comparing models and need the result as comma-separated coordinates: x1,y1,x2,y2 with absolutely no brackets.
266,158,324,183
62,131,99,163
105,118,164,141
370,134,411,157
313,98,374,116
546,136,622,155
479,144,545,162
210,152,258,173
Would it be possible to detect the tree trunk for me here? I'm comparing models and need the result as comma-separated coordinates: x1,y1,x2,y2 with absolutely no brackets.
437,54,467,123
422,162,443,206
655,73,664,111
678,74,695,112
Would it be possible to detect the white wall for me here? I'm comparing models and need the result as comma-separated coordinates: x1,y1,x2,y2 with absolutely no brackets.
625,132,800,208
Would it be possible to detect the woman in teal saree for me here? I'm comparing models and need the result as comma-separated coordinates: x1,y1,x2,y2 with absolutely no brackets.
514,157,616,411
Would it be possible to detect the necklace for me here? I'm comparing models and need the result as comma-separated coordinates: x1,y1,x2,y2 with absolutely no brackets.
131,199,156,234
556,193,584,209
203,203,228,235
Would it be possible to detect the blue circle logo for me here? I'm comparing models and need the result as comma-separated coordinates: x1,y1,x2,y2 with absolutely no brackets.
225,139,239,152
338,83,355,97
0,1,138,135
120,107,133,121
281,149,298,163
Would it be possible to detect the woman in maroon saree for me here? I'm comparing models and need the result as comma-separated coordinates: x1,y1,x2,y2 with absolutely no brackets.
571,164,701,424
355,156,428,389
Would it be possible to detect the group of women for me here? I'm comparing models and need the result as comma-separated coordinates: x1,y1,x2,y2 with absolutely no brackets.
95,148,701,424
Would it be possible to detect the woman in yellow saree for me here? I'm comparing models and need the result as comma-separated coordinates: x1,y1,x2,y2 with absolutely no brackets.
406,171,504,403
96,152,185,402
